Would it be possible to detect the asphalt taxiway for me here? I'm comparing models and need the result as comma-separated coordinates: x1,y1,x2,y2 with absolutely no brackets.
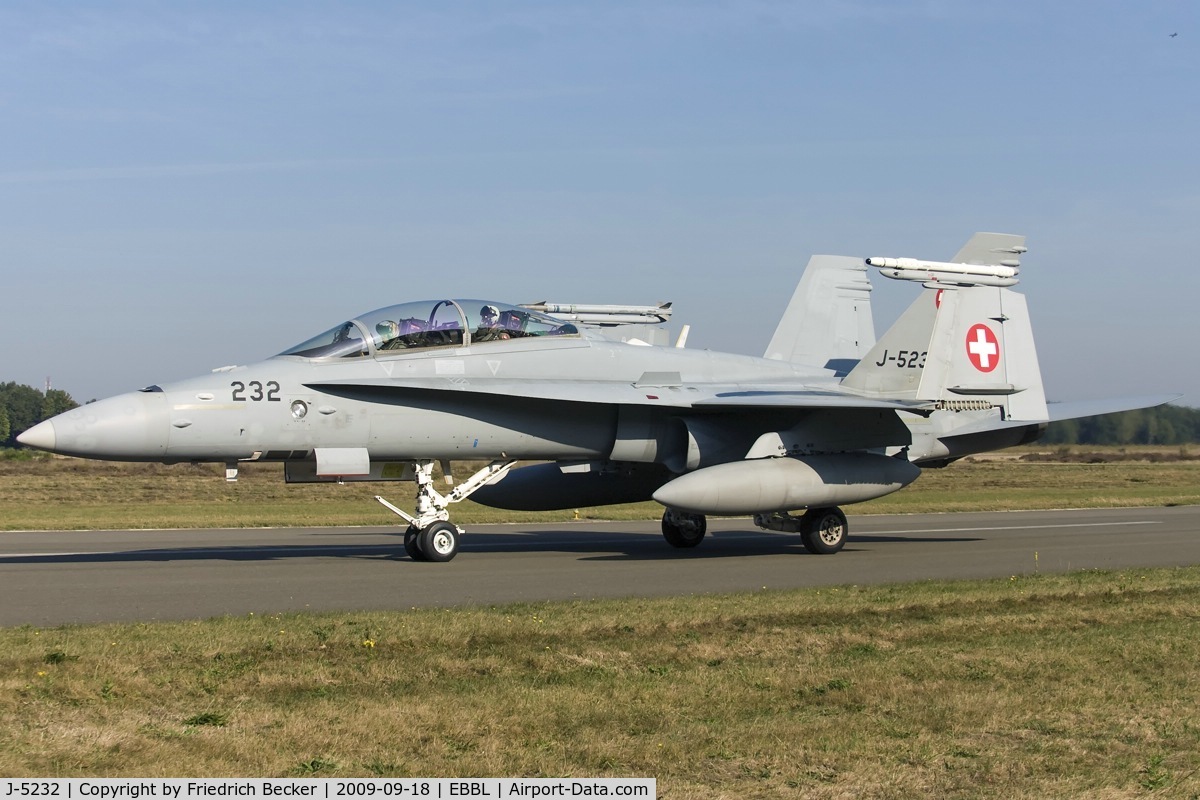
1,506,1198,627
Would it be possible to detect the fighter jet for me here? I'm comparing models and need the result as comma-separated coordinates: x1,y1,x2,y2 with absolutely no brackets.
18,233,1173,561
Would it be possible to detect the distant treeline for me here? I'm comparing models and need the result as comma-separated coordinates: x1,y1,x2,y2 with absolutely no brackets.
1,380,1196,448
0,382,78,448
1043,404,1199,445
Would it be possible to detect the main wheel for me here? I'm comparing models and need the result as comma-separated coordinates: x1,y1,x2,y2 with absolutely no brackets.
404,526,428,561
418,521,460,562
661,510,707,548
800,507,848,554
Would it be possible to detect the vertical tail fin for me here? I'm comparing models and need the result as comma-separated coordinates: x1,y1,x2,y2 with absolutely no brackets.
951,232,1027,267
920,286,1047,421
764,255,875,375
842,285,1048,421
839,286,940,398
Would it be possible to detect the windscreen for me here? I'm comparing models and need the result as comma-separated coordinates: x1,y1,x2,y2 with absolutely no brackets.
277,321,368,359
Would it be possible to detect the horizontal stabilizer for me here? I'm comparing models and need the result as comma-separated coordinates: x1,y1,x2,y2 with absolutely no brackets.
1047,394,1181,422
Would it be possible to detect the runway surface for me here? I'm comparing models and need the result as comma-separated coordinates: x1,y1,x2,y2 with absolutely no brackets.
1,506,1198,627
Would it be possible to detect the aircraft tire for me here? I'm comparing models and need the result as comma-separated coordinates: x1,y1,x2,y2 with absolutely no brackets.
418,521,460,562
800,506,848,555
661,510,707,548
404,526,428,561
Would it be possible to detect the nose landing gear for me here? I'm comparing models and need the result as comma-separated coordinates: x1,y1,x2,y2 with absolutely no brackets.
377,459,515,562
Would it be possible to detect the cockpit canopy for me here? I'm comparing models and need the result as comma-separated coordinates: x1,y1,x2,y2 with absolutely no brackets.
277,299,579,359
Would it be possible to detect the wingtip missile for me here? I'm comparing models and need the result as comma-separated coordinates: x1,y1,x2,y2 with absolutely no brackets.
866,256,1020,287
878,269,1020,288
520,301,673,325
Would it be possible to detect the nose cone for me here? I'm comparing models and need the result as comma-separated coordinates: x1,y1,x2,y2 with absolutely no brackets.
23,391,170,460
16,420,57,451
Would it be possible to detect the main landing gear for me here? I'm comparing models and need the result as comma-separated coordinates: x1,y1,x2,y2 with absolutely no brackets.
755,507,849,554
377,459,515,563
661,509,707,548
660,506,850,554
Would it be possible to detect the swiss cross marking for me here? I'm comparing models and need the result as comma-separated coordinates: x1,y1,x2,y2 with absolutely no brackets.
966,324,1000,372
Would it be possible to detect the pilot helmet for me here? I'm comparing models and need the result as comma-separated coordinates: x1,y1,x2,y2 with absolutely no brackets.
376,320,399,339
480,305,500,324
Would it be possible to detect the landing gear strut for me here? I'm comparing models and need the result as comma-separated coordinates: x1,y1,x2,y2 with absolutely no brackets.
377,459,515,562
661,509,707,548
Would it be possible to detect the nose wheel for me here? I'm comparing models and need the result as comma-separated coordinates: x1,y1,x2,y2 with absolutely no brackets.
403,526,425,561
404,521,460,562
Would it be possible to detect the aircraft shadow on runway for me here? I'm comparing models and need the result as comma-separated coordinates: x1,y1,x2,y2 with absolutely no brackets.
0,530,981,565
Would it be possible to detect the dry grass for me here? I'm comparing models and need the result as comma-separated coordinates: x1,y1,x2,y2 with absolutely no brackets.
2,447,1200,531
859,456,1200,514
2,567,1199,797
4,448,1199,794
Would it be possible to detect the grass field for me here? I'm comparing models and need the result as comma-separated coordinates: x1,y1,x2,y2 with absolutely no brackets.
2,568,1199,797
3,447,1199,795
2,446,1200,531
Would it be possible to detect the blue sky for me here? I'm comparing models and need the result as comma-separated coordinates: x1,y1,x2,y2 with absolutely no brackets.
2,1,1197,405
